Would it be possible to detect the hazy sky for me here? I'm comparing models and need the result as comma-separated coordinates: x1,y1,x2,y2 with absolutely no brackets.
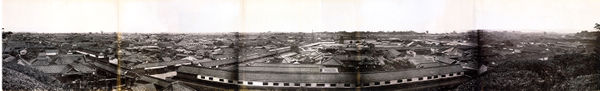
2,0,600,33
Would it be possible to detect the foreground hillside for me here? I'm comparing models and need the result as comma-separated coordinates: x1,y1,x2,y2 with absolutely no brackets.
457,53,599,90
2,62,64,90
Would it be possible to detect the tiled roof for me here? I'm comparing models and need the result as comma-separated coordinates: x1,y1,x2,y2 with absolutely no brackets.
130,60,192,69
416,62,446,68
121,54,153,63
407,55,435,65
131,83,157,91
69,63,95,73
434,56,456,64
32,65,70,74
321,59,343,66
360,65,463,82
191,58,213,64
3,56,17,63
333,55,375,61
54,54,86,64
242,63,324,68
178,65,464,83
387,49,401,57
198,59,238,67
238,66,322,73
139,76,172,87
92,62,125,75
31,57,51,66
177,66,357,83
167,82,196,91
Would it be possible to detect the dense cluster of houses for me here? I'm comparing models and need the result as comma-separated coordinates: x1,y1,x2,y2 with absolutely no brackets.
2,32,483,90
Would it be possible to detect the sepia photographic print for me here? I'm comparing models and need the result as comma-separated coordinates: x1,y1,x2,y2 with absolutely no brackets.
2,0,600,91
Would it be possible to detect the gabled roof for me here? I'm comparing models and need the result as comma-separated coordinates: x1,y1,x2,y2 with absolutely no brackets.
131,83,157,91
32,65,71,74
54,54,86,64
198,59,237,67
441,47,454,53
416,62,446,68
17,58,31,65
387,49,401,57
321,59,343,66
238,66,322,73
243,63,325,68
333,55,375,61
121,54,154,63
3,56,17,63
32,55,52,65
92,62,125,75
434,56,456,64
69,63,95,73
441,47,462,56
76,48,105,54
31,58,51,66
139,76,172,87
191,58,213,64
130,60,192,69
167,81,196,91
407,55,435,65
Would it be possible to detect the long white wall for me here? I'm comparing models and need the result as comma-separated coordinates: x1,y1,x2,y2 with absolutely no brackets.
192,72,464,88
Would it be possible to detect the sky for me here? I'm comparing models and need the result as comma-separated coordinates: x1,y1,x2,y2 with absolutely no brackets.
2,0,600,33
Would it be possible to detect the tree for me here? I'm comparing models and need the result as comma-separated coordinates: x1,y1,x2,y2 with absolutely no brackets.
2,31,13,38
228,43,235,48
595,23,600,55
595,23,600,30
213,40,225,46
291,45,300,53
